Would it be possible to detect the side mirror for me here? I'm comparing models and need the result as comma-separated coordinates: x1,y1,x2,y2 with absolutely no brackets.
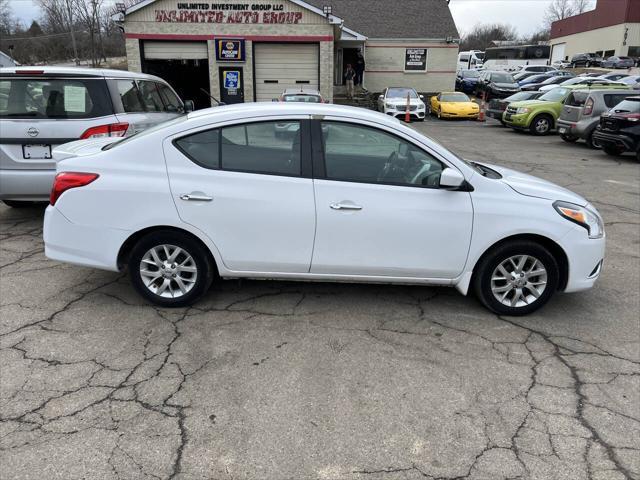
419,94,424,99
439,168,465,189
184,100,195,113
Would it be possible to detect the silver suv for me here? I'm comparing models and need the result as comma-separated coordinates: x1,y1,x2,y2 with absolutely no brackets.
0,67,192,207
557,89,632,148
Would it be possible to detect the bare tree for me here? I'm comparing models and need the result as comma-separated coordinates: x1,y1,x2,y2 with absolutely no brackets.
75,0,104,66
37,0,79,63
0,0,13,35
545,0,594,27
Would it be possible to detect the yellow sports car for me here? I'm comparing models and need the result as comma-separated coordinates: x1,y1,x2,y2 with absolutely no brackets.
430,92,480,119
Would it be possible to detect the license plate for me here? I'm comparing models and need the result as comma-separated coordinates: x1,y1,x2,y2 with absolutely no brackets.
22,144,52,160
558,127,566,134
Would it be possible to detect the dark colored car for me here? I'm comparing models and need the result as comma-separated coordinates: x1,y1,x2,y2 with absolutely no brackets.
512,71,540,82
455,69,481,94
475,71,520,100
571,53,603,68
521,74,575,91
518,73,557,87
486,91,544,123
601,56,635,69
593,96,640,159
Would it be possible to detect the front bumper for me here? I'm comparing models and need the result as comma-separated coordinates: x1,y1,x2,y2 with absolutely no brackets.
503,112,530,129
486,108,506,120
0,169,55,201
386,109,426,120
44,206,129,272
562,224,606,293
592,130,637,152
440,110,479,119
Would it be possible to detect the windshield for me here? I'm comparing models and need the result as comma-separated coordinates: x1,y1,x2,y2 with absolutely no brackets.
103,115,189,150
539,87,570,102
461,70,480,78
490,73,515,83
441,93,470,102
0,77,112,119
282,94,322,103
387,88,418,98
475,52,485,60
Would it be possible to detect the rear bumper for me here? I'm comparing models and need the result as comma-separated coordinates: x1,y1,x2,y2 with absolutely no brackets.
44,206,128,272
556,119,595,138
0,169,55,201
592,131,637,151
486,108,506,120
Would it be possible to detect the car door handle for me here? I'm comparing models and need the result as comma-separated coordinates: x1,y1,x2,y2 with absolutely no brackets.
180,194,213,202
330,203,362,211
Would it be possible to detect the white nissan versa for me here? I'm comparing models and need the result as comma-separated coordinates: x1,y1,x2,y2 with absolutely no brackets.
43,104,605,315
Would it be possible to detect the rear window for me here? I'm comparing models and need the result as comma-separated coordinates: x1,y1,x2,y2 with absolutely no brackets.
565,92,589,107
282,95,322,103
610,99,640,114
0,77,112,119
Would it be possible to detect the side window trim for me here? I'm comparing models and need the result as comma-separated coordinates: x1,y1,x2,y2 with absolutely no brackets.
312,119,449,190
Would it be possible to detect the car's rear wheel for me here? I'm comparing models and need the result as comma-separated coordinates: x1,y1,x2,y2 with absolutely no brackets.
128,231,215,308
473,240,559,316
530,114,553,135
560,133,578,143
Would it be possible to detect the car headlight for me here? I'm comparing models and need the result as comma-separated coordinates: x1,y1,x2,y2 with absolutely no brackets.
385,103,395,109
553,201,604,239
516,107,530,114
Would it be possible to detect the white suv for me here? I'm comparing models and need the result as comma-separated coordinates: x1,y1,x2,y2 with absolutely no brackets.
0,67,191,207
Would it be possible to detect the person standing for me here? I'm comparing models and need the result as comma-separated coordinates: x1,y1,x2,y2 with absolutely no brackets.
355,50,366,90
344,63,356,99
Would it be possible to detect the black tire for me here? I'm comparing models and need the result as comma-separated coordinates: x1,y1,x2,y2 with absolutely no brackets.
128,230,215,308
603,145,624,156
529,114,553,135
473,240,559,316
560,133,578,143
2,200,46,208
585,132,596,149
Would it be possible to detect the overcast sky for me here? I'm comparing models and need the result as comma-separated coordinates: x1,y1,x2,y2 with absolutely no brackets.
8,0,580,37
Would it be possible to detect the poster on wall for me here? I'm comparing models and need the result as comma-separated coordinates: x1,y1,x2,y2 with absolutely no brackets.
216,39,245,62
405,48,427,71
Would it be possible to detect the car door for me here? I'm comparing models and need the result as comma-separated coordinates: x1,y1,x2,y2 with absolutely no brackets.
164,117,316,273
310,120,473,279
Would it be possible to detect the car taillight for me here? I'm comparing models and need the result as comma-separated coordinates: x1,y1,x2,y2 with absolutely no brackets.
621,113,640,122
583,98,594,116
50,172,99,206
80,122,129,139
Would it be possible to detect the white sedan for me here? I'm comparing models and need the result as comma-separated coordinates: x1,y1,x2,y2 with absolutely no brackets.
377,87,427,121
44,103,605,315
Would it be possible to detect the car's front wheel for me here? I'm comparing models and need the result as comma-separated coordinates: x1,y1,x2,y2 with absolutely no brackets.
603,145,624,156
530,114,553,135
473,240,559,316
129,230,215,307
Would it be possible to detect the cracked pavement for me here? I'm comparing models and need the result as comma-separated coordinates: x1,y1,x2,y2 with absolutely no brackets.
1,119,639,480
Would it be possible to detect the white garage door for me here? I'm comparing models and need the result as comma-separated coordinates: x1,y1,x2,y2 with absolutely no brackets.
143,41,208,60
551,43,566,63
254,43,319,102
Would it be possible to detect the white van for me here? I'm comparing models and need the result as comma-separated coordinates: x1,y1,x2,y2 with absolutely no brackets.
458,50,484,71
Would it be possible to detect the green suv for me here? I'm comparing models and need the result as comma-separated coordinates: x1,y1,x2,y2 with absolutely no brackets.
503,83,630,135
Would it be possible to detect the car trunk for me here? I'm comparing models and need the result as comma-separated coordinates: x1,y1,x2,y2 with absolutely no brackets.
559,91,589,123
0,75,115,171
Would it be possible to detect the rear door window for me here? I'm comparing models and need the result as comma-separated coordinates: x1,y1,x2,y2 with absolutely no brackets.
174,129,219,169
565,92,589,107
220,121,301,176
0,78,112,119
604,94,633,108
117,79,144,113
137,80,164,112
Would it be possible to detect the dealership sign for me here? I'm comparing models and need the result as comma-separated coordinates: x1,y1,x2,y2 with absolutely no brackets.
405,48,427,71
216,39,245,61
155,3,304,23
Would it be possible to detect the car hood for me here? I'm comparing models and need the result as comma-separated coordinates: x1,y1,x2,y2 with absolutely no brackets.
479,162,588,206
508,99,547,109
53,137,120,161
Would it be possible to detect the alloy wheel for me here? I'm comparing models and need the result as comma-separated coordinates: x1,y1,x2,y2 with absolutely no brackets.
139,244,198,298
490,255,548,308
535,118,550,134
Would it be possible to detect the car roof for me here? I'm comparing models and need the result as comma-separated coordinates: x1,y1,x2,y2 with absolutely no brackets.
0,66,166,82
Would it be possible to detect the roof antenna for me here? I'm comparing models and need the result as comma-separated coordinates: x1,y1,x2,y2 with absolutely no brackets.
200,88,225,106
